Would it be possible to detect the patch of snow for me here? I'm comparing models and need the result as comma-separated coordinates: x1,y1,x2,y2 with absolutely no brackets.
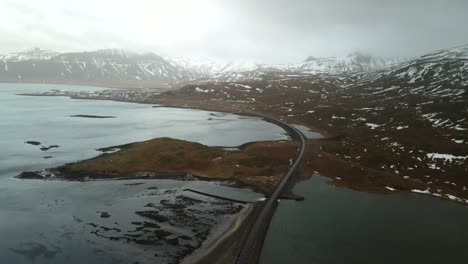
454,125,468,131
428,163,441,170
365,123,381,129
426,153,468,161
234,84,252,89
446,194,468,203
332,115,346,119
195,87,210,93
411,189,431,194
370,85,400,95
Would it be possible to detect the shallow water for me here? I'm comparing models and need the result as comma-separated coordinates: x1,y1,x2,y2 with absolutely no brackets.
0,83,276,263
0,83,288,176
260,175,468,264
291,124,324,139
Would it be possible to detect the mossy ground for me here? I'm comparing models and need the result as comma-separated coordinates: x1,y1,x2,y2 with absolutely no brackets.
67,138,300,194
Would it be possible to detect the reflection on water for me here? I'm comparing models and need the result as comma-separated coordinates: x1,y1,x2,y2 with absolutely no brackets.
0,178,262,264
0,83,288,175
261,175,468,264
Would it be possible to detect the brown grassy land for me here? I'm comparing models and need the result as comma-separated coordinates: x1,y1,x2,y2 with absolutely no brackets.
146,85,468,203
61,138,299,194
48,136,463,200
22,80,467,203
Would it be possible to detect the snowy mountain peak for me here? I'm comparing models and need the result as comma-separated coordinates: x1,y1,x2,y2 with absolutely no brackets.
96,48,132,57
60,49,163,61
305,52,372,63
166,57,260,76
419,44,468,61
382,45,468,87
94,48,157,59
301,53,401,73
0,47,60,62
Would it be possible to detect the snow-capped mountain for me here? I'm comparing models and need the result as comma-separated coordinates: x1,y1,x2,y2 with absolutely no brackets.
51,49,199,82
0,48,60,62
168,52,402,76
356,44,468,98
346,44,468,132
163,45,468,199
166,57,260,76
166,52,404,82
0,48,198,85
293,52,402,73
0,46,457,86
386,45,468,88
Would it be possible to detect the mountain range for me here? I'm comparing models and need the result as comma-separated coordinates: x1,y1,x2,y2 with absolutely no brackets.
152,44,467,202
0,48,196,86
6,44,467,202
0,47,406,86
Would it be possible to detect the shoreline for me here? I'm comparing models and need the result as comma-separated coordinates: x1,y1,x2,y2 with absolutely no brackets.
182,203,260,264
9,83,468,263
149,99,468,206
15,87,468,205
0,80,177,90
17,137,300,195
16,136,282,264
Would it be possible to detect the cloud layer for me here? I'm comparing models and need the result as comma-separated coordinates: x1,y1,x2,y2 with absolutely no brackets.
1,0,468,63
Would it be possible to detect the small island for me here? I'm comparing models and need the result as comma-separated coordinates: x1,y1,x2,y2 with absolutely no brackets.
18,137,301,194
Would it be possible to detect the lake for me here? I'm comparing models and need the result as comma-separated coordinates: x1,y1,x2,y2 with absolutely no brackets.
4,83,467,264
0,83,284,264
261,175,468,264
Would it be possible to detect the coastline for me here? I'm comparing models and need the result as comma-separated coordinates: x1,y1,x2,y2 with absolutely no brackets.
0,80,176,90
16,87,468,204
8,82,468,263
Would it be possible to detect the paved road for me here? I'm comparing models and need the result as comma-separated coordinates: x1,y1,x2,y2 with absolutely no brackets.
236,115,307,264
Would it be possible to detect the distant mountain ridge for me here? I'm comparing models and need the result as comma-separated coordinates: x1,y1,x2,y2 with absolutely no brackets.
0,48,198,85
1,45,467,86
297,52,403,73
0,48,60,61
169,52,404,80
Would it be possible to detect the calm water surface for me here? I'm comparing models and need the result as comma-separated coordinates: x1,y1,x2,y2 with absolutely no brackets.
261,175,468,264
6,83,467,264
0,83,280,263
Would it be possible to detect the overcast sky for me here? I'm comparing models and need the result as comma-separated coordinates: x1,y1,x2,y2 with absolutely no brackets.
1,0,468,63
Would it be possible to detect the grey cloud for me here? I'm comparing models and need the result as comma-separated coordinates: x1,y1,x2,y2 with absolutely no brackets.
1,0,468,62
215,0,468,59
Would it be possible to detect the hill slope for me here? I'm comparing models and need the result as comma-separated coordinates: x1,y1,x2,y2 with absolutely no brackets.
0,48,198,86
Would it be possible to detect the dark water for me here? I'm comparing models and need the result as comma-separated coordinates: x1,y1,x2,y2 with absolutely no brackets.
0,83,289,175
261,175,468,264
0,83,278,263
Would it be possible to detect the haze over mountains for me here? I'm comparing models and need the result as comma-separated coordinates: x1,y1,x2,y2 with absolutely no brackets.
0,48,196,85
0,47,407,85
7,44,465,135
0,45,467,91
